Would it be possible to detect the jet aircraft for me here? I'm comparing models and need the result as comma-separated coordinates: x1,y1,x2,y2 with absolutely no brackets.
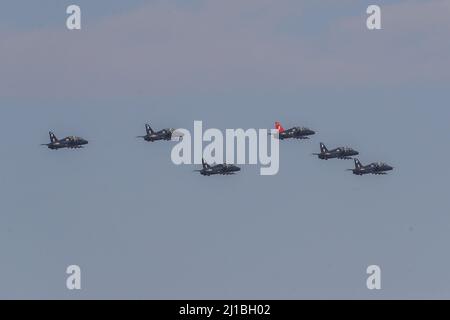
195,159,241,176
313,142,359,160
274,121,315,140
137,124,182,142
41,132,88,150
348,158,394,175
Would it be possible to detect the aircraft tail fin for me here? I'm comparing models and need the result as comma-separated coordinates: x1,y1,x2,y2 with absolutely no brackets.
275,121,285,133
145,124,154,135
320,142,328,153
202,158,210,169
49,131,58,143
354,158,362,169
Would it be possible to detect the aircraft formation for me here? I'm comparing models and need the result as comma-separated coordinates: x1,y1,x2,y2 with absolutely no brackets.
41,121,394,176
270,122,393,175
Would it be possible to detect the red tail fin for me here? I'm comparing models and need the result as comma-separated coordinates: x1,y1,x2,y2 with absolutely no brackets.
275,121,285,133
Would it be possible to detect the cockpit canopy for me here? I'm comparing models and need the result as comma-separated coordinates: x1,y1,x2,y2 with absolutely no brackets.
65,136,81,142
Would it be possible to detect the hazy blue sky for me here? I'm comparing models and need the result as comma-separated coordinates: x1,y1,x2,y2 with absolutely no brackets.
1,0,450,299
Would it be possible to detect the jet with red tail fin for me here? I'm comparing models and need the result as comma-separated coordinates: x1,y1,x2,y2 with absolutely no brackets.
273,121,315,140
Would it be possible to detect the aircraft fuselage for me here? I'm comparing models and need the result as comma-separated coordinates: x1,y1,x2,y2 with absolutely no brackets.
279,127,315,140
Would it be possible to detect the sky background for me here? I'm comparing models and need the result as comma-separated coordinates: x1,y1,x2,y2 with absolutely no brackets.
1,0,450,299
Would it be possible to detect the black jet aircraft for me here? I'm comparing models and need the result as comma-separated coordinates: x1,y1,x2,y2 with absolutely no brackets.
313,142,359,160
195,159,241,176
274,121,315,140
348,158,394,175
41,132,88,150
137,124,181,142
